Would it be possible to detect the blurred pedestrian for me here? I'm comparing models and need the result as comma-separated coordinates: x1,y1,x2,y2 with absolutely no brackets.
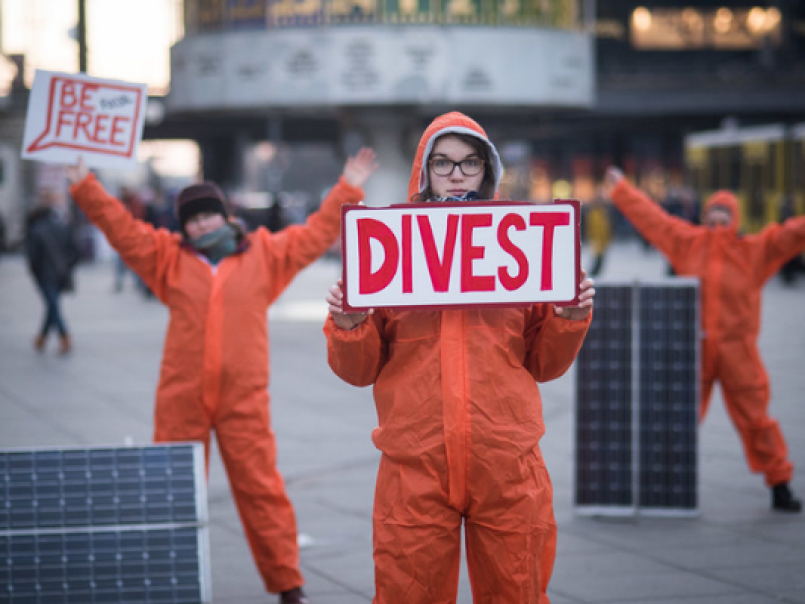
24,189,80,355
68,148,378,604
0,212,7,255
114,186,148,294
139,187,180,299
144,186,180,233
325,112,594,604
605,166,805,513
266,197,287,232
584,190,612,277
662,185,701,275
777,195,804,286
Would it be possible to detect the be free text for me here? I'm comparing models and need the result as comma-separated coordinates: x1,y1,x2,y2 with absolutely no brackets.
26,76,143,157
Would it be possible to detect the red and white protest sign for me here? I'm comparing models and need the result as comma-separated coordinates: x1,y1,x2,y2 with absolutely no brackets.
342,200,581,311
22,70,147,170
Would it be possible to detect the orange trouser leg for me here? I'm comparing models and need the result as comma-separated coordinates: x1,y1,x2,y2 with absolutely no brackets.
153,394,212,456
721,382,793,487
373,455,462,604
215,393,303,594
717,343,794,487
464,448,556,604
698,379,715,423
153,395,213,478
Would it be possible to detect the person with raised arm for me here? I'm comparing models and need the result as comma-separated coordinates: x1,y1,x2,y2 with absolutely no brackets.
68,148,378,604
604,166,805,513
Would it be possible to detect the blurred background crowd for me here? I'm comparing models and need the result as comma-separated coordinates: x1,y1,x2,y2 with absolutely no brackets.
0,0,803,281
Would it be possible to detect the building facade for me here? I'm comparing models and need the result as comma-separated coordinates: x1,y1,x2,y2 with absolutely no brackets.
3,1,804,249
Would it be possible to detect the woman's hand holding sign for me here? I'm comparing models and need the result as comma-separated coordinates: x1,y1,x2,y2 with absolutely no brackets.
329,271,595,328
327,279,373,331
554,269,595,321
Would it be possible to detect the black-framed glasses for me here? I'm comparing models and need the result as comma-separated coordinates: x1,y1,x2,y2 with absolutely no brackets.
429,157,485,177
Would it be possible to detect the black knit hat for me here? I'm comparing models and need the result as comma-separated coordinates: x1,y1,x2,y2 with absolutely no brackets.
175,182,228,230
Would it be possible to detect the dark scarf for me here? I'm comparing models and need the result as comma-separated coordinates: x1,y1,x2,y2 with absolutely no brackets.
187,223,238,265
431,191,479,202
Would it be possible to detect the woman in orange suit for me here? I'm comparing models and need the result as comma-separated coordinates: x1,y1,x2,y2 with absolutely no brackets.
68,149,378,604
605,166,805,513
324,112,595,604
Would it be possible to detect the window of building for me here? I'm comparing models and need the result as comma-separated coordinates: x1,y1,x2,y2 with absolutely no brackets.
630,6,781,50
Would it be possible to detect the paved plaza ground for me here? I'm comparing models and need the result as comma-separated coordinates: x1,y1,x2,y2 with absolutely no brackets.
1,239,804,603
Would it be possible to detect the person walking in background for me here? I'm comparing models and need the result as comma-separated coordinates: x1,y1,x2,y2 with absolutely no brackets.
67,148,378,604
114,186,148,293
604,166,805,513
584,190,612,277
24,189,80,355
138,186,181,299
324,112,595,604
144,186,180,233
777,195,804,285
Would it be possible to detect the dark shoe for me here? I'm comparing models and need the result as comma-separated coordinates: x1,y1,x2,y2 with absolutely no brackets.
772,483,802,513
34,335,46,352
279,587,309,604
58,335,72,355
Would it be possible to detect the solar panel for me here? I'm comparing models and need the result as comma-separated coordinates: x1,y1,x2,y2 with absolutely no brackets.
0,443,211,603
575,284,634,509
574,279,699,517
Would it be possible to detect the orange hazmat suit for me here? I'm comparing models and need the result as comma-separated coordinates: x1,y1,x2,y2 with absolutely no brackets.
70,173,365,593
610,178,805,487
325,112,591,604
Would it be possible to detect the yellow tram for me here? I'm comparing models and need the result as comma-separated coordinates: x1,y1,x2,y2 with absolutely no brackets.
685,122,805,233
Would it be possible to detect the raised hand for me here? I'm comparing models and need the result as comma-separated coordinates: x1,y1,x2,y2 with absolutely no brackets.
326,278,373,330
66,156,90,186
555,269,595,321
342,147,379,189
602,166,624,198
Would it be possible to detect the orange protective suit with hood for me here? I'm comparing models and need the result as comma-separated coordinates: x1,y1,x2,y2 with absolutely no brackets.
70,173,365,594
325,113,591,604
611,178,805,487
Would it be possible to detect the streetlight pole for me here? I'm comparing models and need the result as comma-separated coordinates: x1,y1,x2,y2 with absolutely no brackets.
77,0,87,72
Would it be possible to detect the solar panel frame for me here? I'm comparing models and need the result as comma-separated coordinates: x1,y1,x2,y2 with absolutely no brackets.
0,443,212,604
574,279,700,517
574,284,635,511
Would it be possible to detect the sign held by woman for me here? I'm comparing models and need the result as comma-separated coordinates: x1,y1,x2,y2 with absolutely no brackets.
341,200,581,310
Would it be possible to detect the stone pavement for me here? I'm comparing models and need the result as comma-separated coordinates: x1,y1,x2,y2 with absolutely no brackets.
1,239,804,604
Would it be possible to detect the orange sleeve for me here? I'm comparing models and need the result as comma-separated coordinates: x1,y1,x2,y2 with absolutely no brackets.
758,216,805,281
523,305,591,382
258,176,364,302
324,313,387,387
69,174,178,298
610,178,698,265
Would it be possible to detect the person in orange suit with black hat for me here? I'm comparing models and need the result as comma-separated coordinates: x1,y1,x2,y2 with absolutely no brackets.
324,111,595,604
604,166,805,513
68,148,378,604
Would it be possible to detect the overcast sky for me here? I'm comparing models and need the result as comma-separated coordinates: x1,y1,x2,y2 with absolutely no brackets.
2,0,183,94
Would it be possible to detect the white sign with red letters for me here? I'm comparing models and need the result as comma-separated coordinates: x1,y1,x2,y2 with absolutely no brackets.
22,70,147,170
341,201,581,311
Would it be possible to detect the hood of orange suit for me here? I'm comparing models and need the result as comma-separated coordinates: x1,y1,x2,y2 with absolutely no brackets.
703,190,740,232
407,111,503,202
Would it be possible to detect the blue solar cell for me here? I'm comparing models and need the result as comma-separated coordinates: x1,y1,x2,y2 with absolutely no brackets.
0,444,209,603
576,282,699,514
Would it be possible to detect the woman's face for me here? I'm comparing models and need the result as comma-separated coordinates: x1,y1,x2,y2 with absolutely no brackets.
427,135,485,200
184,211,225,239
704,205,733,228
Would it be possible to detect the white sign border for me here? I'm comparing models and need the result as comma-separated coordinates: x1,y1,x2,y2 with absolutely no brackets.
21,69,148,171
341,200,582,312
